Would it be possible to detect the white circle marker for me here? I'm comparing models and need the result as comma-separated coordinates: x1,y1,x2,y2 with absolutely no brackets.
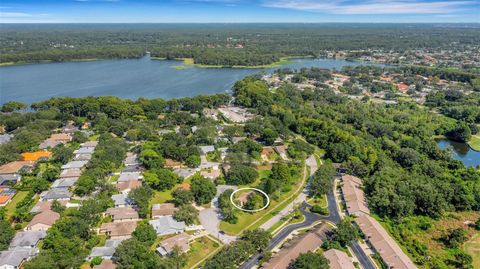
230,187,270,212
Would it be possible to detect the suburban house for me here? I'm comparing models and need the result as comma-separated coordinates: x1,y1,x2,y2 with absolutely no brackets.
20,151,52,162
123,152,139,167
73,153,92,161
260,147,275,162
173,168,197,180
39,133,72,149
323,249,355,269
25,210,60,231
61,160,88,170
73,146,95,155
81,141,98,148
41,188,72,201
149,216,186,235
156,233,192,256
60,168,82,178
9,231,47,249
87,239,124,260
273,144,288,161
51,177,78,188
105,207,140,222
0,174,21,187
98,221,138,239
355,215,417,269
341,175,370,216
0,161,35,176
30,200,68,214
112,193,129,207
200,169,221,180
0,247,38,269
116,180,142,194
151,203,177,219
262,224,330,269
117,172,142,182
0,188,16,207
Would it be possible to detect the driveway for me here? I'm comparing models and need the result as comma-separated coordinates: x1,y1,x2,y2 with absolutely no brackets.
198,185,238,244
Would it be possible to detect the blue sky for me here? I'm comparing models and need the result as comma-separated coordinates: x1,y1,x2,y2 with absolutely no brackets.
0,0,479,23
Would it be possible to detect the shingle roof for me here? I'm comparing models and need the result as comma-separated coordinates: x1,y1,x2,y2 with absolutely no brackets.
149,216,186,235
341,175,370,216
323,249,356,269
43,188,72,201
9,231,47,248
112,193,129,207
156,233,191,256
26,210,60,229
60,168,82,178
74,147,95,154
106,207,139,221
151,203,177,218
355,215,417,269
99,221,137,237
89,239,124,258
61,160,88,169
117,172,142,182
0,161,35,174
93,259,117,269
51,177,78,188
0,247,38,267
116,180,142,193
81,141,98,148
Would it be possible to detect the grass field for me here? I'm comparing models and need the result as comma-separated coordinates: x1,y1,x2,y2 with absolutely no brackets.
468,134,480,151
5,191,30,218
464,233,480,269
150,190,173,205
185,236,221,269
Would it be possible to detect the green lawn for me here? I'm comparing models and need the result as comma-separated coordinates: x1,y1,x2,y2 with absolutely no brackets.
185,236,221,269
307,195,327,208
464,233,480,269
150,190,173,205
5,191,30,218
219,164,306,235
468,134,480,151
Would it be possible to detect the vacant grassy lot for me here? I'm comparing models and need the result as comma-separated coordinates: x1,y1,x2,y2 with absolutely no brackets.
185,236,221,269
5,191,30,218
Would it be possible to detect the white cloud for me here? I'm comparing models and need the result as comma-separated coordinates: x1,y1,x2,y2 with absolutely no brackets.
263,0,476,14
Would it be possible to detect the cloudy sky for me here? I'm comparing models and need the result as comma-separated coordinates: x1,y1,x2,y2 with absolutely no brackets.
0,0,479,23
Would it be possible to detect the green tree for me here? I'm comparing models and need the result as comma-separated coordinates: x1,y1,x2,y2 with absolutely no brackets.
132,222,157,246
173,204,198,225
129,186,154,218
185,155,201,168
143,168,180,191
1,101,27,112
288,251,329,269
226,164,258,185
191,175,216,205
139,149,164,169
241,229,271,251
0,219,14,251
309,162,335,197
172,188,194,207
113,238,165,269
330,219,360,247
441,228,468,248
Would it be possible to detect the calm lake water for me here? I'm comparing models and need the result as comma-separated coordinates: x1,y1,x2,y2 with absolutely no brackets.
437,139,480,167
0,56,376,104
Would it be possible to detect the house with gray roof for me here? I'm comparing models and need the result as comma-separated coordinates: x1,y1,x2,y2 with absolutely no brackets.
81,141,98,148
117,172,142,182
73,153,92,161
9,231,47,249
0,247,38,269
173,168,198,179
61,160,88,170
112,193,129,207
148,216,186,235
0,174,21,187
86,239,124,260
42,188,72,201
73,147,95,155
51,177,78,188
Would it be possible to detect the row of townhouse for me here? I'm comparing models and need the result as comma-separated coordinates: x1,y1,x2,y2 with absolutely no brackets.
340,174,417,269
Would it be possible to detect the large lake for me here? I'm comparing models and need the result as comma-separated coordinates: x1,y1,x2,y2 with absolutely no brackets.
0,56,376,104
437,139,480,167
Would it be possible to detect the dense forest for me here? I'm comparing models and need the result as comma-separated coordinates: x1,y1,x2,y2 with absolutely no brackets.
1,23,479,66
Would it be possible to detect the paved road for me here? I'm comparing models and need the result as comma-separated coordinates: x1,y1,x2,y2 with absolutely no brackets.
239,175,375,269
260,155,317,231
239,202,321,269
351,241,376,269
